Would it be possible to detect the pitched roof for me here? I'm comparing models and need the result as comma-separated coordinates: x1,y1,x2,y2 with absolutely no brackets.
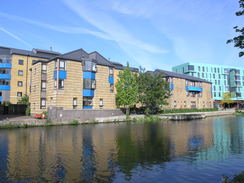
89,51,114,67
154,69,211,83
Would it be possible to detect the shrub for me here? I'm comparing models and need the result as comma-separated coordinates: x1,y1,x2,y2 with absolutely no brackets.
160,108,218,114
71,120,79,125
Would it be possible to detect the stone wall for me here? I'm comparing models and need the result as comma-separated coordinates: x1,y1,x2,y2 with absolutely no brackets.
48,107,124,123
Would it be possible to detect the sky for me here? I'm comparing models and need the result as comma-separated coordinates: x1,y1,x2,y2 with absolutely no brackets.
0,0,243,70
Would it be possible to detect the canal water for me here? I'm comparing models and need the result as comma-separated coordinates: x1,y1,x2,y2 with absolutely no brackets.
0,116,244,183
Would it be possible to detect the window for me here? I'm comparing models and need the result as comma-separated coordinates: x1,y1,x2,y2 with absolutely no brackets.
0,92,2,96
42,64,47,73
59,79,64,89
214,92,216,97
202,73,204,78
17,92,22,97
99,98,104,108
198,66,200,72
40,98,46,109
202,66,205,72
219,74,221,79
219,86,221,91
213,74,215,79
217,68,220,73
218,80,220,85
60,60,66,70
219,93,221,97
41,80,46,91
18,70,23,76
83,97,93,107
83,61,97,72
83,79,96,89
188,65,194,71
214,86,216,91
110,84,114,93
109,67,114,76
174,101,177,108
18,60,24,65
18,81,23,87
55,79,64,89
73,98,77,109
214,68,216,72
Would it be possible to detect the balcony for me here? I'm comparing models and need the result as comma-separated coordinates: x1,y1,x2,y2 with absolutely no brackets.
185,86,203,92
0,85,10,90
83,106,93,109
54,70,67,79
83,72,96,79
0,96,2,101
0,74,11,80
83,89,94,97
0,63,12,69
108,76,114,84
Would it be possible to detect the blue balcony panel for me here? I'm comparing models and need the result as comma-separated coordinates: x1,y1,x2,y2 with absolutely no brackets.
0,74,11,80
0,63,12,69
83,72,96,79
108,76,114,84
83,89,94,97
170,83,174,90
0,96,2,101
0,85,10,90
186,86,203,92
54,70,67,79
83,106,93,109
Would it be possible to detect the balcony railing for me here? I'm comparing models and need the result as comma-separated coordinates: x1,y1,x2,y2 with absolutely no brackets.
0,85,10,90
185,86,203,92
0,63,12,69
0,74,11,80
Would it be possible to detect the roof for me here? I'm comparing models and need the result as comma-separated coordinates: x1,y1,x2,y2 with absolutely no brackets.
89,51,114,67
154,69,211,83
1,46,61,59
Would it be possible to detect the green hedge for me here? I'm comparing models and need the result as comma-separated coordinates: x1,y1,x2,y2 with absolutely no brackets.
160,108,218,114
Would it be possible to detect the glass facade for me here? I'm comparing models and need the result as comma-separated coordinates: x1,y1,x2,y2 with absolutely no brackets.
172,63,244,101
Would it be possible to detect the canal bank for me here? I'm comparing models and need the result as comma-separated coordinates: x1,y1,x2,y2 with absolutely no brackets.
0,109,235,129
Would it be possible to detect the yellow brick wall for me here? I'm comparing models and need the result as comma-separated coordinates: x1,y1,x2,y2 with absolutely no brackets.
46,60,83,110
29,62,43,114
93,65,116,109
10,54,47,104
165,78,213,109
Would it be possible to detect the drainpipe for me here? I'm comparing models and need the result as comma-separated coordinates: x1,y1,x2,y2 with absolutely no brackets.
26,55,29,95
56,58,60,90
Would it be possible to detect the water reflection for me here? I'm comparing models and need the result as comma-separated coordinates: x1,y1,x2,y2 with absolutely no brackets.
0,116,244,183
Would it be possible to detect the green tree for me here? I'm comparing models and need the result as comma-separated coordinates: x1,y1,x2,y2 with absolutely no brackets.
136,68,170,115
116,63,138,118
227,0,244,57
221,92,233,108
18,94,31,116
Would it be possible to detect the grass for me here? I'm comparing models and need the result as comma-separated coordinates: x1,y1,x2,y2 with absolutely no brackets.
235,111,244,115
222,172,244,183
129,115,165,123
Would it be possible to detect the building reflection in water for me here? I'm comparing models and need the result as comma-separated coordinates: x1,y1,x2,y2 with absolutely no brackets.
1,116,244,182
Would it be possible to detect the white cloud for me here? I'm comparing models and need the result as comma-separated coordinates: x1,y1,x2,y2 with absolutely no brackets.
62,0,168,68
0,12,112,40
0,27,32,48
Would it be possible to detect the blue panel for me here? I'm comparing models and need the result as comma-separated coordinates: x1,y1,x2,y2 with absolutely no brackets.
54,70,67,79
0,96,2,101
83,106,93,109
186,86,203,92
0,74,11,79
83,89,94,97
0,85,10,90
170,83,174,90
0,63,12,69
108,76,114,84
84,72,96,79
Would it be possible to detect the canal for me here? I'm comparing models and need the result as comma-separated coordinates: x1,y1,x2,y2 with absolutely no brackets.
0,115,244,183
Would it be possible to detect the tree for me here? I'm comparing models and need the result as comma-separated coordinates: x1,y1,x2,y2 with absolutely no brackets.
18,94,31,116
136,68,170,115
116,63,138,118
227,0,244,57
221,92,233,108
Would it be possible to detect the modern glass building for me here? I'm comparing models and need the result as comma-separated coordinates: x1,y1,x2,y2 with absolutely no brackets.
172,62,244,102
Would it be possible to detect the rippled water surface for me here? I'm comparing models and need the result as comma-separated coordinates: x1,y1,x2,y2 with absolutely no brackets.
0,116,244,183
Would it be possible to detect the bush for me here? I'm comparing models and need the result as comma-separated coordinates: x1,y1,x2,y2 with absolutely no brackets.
160,108,218,114
71,120,79,125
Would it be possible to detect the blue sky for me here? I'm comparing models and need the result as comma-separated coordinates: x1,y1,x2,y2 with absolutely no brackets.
0,0,243,70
